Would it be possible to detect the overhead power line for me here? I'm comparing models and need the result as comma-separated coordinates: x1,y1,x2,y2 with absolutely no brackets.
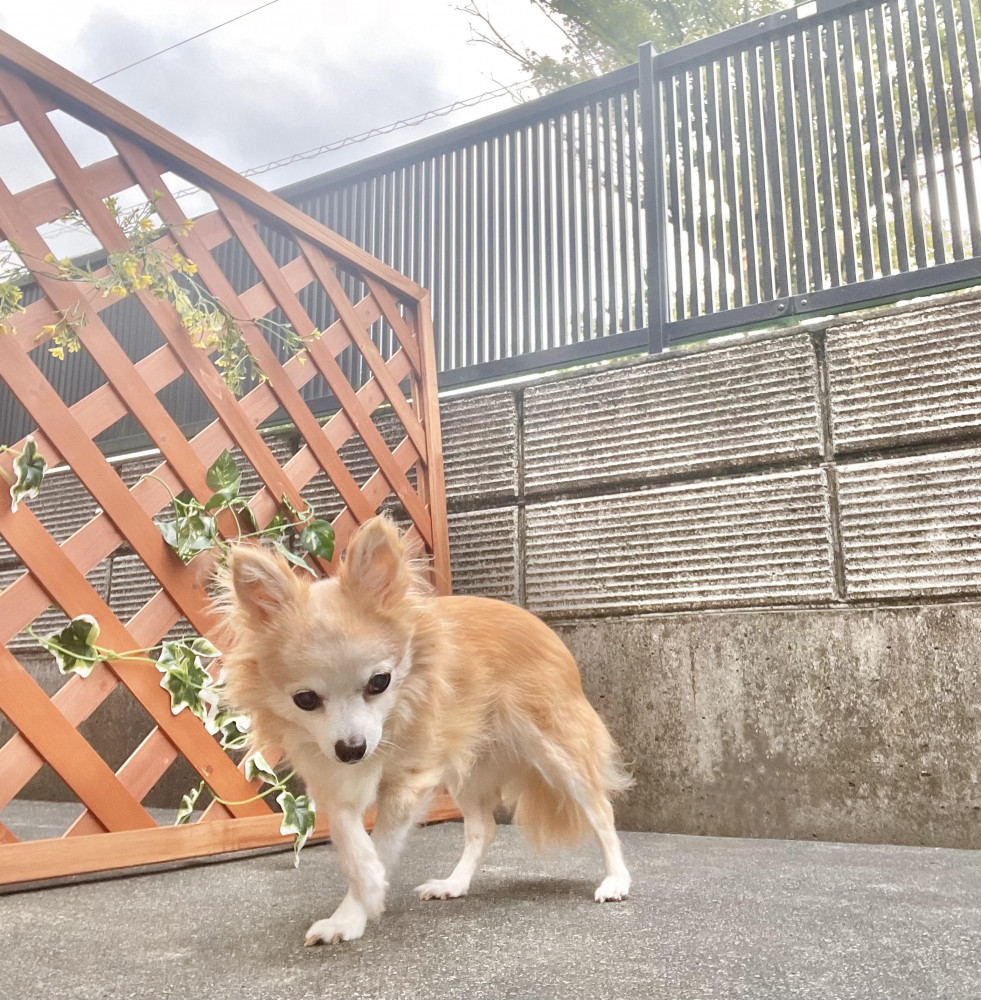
90,0,282,84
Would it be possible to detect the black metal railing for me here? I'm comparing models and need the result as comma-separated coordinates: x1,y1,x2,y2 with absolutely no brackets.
2,0,979,451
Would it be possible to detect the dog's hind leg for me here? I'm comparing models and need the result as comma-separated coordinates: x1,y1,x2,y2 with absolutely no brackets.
416,773,498,901
579,789,631,902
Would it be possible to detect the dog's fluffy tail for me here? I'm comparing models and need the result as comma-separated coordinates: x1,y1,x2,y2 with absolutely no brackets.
505,728,633,851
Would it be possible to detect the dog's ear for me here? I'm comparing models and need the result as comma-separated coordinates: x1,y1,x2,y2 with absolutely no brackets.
224,545,304,624
339,515,409,606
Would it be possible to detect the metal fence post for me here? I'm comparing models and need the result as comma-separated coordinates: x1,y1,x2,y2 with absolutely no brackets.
638,41,665,354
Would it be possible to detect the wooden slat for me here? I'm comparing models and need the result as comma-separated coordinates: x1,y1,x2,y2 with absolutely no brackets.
0,28,424,300
364,276,423,374
0,647,156,832
0,792,459,887
0,823,19,845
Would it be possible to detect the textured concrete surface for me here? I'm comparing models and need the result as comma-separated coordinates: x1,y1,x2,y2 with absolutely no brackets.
523,333,823,492
837,447,981,599
559,604,981,849
447,506,520,603
2,821,979,1000
525,470,834,615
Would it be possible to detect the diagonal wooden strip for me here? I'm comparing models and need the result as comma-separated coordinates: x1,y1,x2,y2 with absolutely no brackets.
0,823,17,845
0,647,156,833
15,154,134,230
0,28,424,300
363,276,423,374
114,138,374,532
298,238,428,458
214,195,430,543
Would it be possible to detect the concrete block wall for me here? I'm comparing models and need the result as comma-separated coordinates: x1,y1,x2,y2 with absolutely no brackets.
4,290,981,847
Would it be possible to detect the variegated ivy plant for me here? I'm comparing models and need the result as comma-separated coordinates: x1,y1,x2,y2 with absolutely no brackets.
19,448,332,863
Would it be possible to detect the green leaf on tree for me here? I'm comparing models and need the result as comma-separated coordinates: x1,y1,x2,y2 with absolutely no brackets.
175,781,204,825
277,790,316,867
298,519,335,561
42,614,102,677
10,435,46,513
156,490,218,563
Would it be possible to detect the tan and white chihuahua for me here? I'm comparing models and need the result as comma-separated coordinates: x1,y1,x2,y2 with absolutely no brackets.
217,515,631,946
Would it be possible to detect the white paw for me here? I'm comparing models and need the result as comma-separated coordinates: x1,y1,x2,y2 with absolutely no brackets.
594,873,631,902
415,878,469,901
303,913,367,946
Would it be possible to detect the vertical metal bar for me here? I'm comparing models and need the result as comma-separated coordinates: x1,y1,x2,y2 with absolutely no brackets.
941,0,980,255
679,69,698,315
826,19,857,284
809,22,840,287
691,63,713,312
497,134,510,363
906,0,946,263
705,57,728,310
924,0,964,258
794,26,823,291
520,126,534,353
889,0,927,267
639,41,666,353
474,140,487,366
734,49,761,301
864,5,900,274
614,90,631,329
961,0,981,208
748,44,775,299
718,54,743,308
627,86,646,329
604,96,620,332
665,74,684,319
579,105,595,340
842,13,874,280
541,118,557,349
508,129,521,357
432,155,447,370
566,109,582,343
453,146,466,369
762,38,790,299
530,122,545,351
555,113,571,345
779,33,806,296
590,101,606,338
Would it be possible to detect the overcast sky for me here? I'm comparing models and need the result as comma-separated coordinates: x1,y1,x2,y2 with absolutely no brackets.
0,0,564,195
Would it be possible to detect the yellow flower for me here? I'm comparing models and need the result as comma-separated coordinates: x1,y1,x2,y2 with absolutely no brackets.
139,218,154,232
49,345,65,360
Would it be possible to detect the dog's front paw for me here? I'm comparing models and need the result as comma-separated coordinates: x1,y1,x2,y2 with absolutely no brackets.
415,877,469,901
594,873,631,902
303,913,367,946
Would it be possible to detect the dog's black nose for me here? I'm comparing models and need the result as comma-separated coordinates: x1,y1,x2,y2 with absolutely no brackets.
334,738,367,764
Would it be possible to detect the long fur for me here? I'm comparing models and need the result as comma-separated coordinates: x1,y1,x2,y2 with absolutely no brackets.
215,514,632,945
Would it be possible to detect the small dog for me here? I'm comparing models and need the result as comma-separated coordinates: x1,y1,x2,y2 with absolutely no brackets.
217,515,631,946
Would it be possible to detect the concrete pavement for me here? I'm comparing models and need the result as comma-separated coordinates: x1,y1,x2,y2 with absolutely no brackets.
1,818,979,1000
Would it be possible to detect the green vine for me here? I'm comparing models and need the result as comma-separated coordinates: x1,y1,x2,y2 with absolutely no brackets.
1,195,322,395
0,435,47,513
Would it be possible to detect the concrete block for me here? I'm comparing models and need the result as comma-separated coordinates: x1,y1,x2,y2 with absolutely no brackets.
448,506,519,603
557,603,981,848
837,447,981,599
105,554,195,642
441,391,518,504
525,469,834,616
523,333,822,494
827,292,981,452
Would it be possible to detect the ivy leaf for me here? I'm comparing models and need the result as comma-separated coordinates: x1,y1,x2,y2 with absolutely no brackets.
42,614,102,677
204,449,241,509
156,491,218,563
277,790,316,867
10,435,46,513
156,639,212,718
244,751,280,787
280,493,312,526
298,519,335,561
216,715,250,750
175,781,204,825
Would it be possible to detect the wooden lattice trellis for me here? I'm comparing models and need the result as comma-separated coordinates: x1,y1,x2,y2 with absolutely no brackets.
0,31,454,886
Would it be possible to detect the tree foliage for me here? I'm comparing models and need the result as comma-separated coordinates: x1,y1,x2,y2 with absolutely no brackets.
465,0,793,94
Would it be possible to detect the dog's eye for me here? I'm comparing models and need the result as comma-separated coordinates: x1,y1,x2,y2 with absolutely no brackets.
292,689,323,711
365,672,391,696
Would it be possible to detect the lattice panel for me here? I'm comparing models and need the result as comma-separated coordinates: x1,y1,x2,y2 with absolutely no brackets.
0,31,452,884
